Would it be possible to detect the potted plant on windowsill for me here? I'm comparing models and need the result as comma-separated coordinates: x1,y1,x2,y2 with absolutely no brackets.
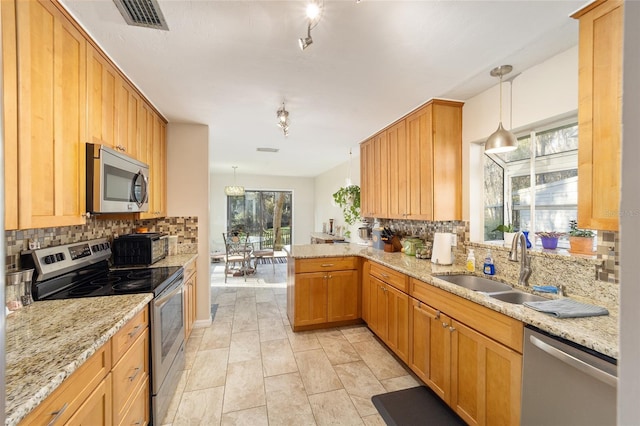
332,185,361,239
494,224,516,247
568,220,595,254
536,231,566,250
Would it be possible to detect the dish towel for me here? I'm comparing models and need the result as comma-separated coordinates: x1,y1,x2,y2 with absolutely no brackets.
523,298,609,318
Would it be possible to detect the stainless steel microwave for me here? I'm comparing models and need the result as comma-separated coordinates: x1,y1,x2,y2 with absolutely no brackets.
86,143,149,213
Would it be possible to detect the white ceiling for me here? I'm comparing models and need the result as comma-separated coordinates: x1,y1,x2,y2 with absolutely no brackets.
59,0,583,178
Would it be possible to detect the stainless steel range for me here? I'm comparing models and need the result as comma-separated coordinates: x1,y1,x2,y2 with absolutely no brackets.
22,237,185,424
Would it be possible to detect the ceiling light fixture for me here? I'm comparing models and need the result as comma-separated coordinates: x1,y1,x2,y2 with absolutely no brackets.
299,1,323,51
298,24,313,50
485,65,518,154
224,166,245,196
277,102,290,136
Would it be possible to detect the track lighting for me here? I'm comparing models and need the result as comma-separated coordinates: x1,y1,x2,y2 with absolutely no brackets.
298,24,313,50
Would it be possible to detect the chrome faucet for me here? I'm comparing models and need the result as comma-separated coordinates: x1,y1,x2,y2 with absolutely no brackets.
509,231,532,286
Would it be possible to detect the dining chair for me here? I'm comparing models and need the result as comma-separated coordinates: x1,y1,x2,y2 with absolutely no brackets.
248,232,275,274
222,232,252,282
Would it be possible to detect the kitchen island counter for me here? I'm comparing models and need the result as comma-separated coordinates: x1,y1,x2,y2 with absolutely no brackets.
286,243,619,359
4,294,153,426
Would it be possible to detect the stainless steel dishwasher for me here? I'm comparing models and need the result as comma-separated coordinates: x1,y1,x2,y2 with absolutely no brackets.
521,326,617,425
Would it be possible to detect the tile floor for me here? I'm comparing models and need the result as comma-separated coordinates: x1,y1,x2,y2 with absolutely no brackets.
160,261,420,425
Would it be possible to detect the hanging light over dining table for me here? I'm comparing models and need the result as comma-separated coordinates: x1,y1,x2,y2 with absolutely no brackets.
225,166,245,196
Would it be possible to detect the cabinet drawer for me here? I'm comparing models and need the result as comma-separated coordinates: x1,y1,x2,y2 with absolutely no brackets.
112,328,149,424
118,376,149,426
184,257,197,280
370,262,408,292
112,306,149,365
411,278,523,352
65,374,112,426
18,344,111,426
296,257,358,273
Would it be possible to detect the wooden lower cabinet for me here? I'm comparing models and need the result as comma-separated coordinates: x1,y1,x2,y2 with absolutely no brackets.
288,257,360,330
66,374,112,426
409,280,523,426
450,320,522,426
19,307,150,426
364,272,409,363
184,258,198,340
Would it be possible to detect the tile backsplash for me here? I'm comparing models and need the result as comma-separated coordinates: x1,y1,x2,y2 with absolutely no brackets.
5,216,198,271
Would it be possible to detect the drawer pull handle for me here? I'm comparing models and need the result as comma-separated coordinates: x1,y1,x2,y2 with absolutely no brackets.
129,366,142,382
48,403,69,426
321,263,334,267
380,273,390,279
128,324,143,338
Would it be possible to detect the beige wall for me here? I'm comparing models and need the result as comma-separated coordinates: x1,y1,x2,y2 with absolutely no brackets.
166,123,211,325
313,155,364,243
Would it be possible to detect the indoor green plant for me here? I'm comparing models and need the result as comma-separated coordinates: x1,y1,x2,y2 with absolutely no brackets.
332,185,361,238
568,220,595,254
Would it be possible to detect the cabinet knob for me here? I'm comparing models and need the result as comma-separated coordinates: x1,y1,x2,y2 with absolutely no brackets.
442,322,449,328
435,310,441,319
449,326,456,332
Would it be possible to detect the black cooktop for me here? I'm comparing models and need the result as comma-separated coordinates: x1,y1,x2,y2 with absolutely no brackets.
34,261,182,301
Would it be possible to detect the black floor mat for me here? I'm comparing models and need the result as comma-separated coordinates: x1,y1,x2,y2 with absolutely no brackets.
371,386,466,426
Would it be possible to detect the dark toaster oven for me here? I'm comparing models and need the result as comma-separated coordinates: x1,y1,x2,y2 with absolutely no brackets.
112,233,168,266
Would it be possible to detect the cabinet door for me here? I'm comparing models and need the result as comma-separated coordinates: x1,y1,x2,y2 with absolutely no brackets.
112,329,149,424
139,111,166,218
373,131,389,217
574,0,623,231
87,45,117,147
16,0,87,229
3,0,18,230
409,299,450,402
406,105,433,220
372,277,388,340
385,284,409,363
361,261,371,323
360,138,375,217
327,270,359,322
450,319,522,426
294,272,328,326
432,101,463,221
387,120,409,219
116,78,141,158
66,374,113,426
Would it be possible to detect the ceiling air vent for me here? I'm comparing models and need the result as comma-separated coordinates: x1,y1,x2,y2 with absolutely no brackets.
113,0,169,30
257,147,279,153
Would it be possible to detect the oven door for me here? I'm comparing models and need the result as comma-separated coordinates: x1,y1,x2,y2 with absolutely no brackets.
151,274,185,394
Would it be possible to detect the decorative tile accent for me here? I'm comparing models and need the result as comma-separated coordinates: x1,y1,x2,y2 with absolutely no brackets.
4,217,198,271
595,231,619,284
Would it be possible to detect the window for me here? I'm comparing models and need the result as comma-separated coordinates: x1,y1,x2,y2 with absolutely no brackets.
227,190,293,249
484,122,580,248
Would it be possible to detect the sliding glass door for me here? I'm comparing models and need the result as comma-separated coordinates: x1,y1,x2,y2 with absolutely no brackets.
227,190,292,249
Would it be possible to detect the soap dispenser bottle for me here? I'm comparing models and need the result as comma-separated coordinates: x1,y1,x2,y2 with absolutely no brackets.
466,249,476,272
483,249,495,275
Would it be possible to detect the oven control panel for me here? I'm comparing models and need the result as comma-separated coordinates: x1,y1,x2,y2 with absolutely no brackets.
23,238,112,282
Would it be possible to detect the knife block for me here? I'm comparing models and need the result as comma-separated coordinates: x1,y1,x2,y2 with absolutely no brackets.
383,236,402,252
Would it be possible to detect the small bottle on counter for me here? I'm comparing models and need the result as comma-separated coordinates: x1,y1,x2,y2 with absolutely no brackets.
483,250,495,275
466,249,476,272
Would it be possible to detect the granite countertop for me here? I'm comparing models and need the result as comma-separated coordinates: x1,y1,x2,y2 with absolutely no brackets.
287,243,619,359
151,253,198,268
4,294,153,426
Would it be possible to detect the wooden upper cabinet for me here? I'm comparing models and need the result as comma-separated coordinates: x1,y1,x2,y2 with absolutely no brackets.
360,138,375,217
15,0,87,229
3,0,18,230
140,113,166,218
360,99,463,221
387,120,408,219
116,78,142,158
87,45,117,148
572,0,623,231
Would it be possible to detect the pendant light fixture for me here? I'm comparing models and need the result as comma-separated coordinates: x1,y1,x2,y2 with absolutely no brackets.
485,65,518,153
299,1,323,51
277,102,290,136
224,166,245,196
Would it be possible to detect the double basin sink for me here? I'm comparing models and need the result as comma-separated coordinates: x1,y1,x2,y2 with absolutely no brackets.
434,274,548,304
